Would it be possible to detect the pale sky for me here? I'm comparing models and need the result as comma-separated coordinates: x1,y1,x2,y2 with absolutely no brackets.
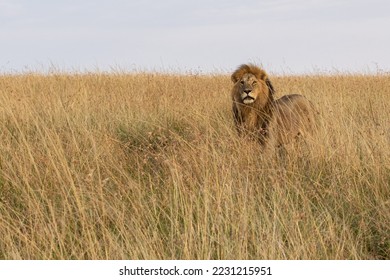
1,0,389,74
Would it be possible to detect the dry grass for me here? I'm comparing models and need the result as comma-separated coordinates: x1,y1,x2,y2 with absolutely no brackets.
0,71,389,259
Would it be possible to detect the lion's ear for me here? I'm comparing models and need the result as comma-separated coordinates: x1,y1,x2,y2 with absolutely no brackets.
231,73,239,83
265,78,275,95
231,70,242,83
231,64,249,83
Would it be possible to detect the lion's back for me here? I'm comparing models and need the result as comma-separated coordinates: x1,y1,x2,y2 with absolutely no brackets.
271,94,317,145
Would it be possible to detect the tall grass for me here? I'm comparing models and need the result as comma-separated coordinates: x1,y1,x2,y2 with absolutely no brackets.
0,72,389,259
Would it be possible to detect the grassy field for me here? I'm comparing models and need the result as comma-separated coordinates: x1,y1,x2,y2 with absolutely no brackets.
0,71,389,259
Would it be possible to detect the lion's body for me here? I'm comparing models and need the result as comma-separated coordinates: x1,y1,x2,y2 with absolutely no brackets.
231,64,316,147
270,94,316,146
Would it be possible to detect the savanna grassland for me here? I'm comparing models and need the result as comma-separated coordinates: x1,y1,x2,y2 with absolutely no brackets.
0,71,389,259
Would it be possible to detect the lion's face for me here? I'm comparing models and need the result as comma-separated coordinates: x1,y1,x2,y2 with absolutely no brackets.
237,73,264,105
231,64,275,108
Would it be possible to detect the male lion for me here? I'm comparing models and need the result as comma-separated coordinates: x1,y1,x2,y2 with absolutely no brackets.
231,64,316,147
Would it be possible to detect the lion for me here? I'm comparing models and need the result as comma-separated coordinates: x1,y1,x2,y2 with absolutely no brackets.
231,64,317,148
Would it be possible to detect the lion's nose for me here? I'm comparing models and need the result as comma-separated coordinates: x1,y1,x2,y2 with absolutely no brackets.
244,89,252,94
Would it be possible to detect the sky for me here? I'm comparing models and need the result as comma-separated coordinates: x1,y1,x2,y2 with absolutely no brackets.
1,0,390,74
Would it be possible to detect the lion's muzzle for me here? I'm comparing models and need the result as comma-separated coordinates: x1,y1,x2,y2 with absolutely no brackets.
241,89,255,104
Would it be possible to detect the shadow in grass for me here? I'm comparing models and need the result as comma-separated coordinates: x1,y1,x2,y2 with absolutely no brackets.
116,117,196,186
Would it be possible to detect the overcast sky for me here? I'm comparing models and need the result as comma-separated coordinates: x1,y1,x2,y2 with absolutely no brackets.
1,0,389,74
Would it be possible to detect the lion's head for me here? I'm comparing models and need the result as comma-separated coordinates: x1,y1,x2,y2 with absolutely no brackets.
231,64,274,106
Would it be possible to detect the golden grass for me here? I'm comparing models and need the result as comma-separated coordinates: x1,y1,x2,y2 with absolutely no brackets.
0,72,389,259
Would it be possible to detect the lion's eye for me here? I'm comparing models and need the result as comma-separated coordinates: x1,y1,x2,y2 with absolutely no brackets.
240,80,244,85
252,81,257,86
